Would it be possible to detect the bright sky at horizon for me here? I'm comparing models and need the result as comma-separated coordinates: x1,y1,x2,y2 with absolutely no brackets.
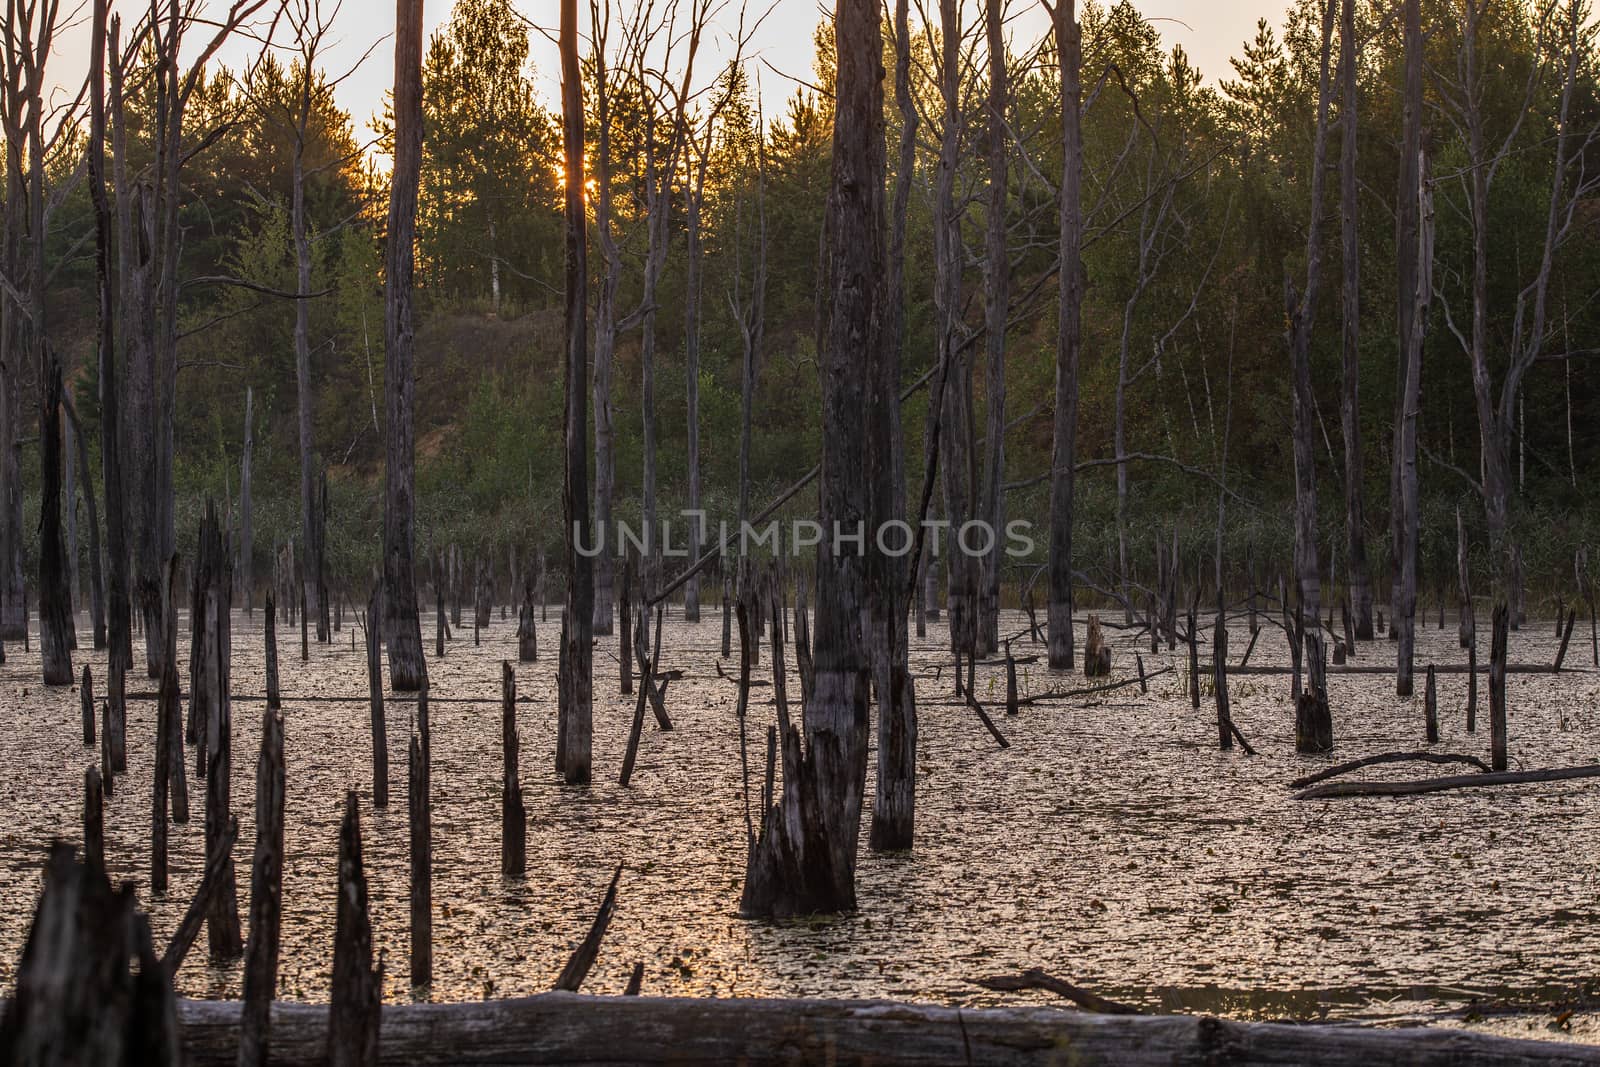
45,0,1284,152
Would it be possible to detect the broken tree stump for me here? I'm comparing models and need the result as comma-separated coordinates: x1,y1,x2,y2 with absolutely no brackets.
365,587,389,808
239,597,285,1067
328,791,380,1067
1490,602,1509,772
1424,664,1438,743
409,687,432,988
1295,633,1333,755
1083,614,1111,678
502,662,526,878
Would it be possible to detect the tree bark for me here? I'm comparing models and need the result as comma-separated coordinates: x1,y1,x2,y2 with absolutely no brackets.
384,0,428,691
1337,0,1373,640
38,355,73,685
1047,0,1082,672
62,397,106,649
1392,0,1427,697
559,0,594,787
1287,0,1337,632
869,0,920,854
742,0,880,916
934,0,977,666
977,0,1008,658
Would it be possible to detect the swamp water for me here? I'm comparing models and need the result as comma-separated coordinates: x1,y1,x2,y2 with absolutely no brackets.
2,605,1599,1044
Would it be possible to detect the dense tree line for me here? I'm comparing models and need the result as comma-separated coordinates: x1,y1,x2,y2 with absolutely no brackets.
2,0,1599,649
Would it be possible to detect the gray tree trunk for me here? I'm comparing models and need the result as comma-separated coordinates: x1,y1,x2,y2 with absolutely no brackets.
96,10,131,668
1047,0,1082,672
935,0,977,665
1337,0,1373,639
559,0,594,786
1392,0,1427,696
383,0,428,692
1287,0,1337,631
977,0,1007,658
869,0,920,854
241,387,254,614
742,0,880,916
590,38,618,637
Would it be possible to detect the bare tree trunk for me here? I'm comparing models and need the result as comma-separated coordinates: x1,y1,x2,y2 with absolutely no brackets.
241,387,254,614
869,0,920,853
39,356,73,685
743,0,880,916
683,146,708,623
589,18,618,637
1392,0,1427,696
1047,0,1082,672
384,0,428,692
559,0,594,787
99,12,131,668
935,0,977,665
976,0,1007,658
292,124,324,642
62,398,107,649
1287,0,1336,632
1338,0,1372,639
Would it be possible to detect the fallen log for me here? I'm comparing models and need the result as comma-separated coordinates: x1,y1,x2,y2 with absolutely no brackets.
1289,751,1492,790
1296,763,1600,800
168,993,1600,1066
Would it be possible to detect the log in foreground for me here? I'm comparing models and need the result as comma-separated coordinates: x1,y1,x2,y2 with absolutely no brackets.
173,993,1600,1066
1297,763,1600,800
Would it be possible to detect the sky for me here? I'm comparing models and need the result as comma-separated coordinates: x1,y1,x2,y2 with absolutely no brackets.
45,0,1283,147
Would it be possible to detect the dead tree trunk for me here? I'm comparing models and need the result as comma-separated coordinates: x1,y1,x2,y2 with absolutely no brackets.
328,791,380,1067
1391,0,1427,697
868,0,920,854
383,0,428,692
741,0,879,917
62,397,106,649
501,661,526,878
559,0,595,786
590,16,619,637
934,0,977,666
241,387,253,613
38,356,73,685
239,596,284,1067
196,504,242,962
1490,601,1508,771
1286,0,1336,632
976,0,1008,657
1047,0,1082,672
1338,0,1373,640
408,687,431,987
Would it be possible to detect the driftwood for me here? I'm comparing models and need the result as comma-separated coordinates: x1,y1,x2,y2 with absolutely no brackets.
552,865,621,992
1296,763,1600,800
975,968,1141,1015
1288,750,1492,790
162,815,240,976
169,993,1600,1066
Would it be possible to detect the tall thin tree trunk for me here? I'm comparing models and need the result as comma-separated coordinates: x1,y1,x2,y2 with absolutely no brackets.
1392,0,1427,696
1047,0,1082,672
683,150,708,623
869,0,920,854
935,0,976,665
384,0,428,692
1338,0,1373,639
241,386,254,614
590,28,618,636
559,0,594,786
292,132,324,642
742,0,879,916
977,0,1008,658
1287,0,1336,631
39,356,73,685
62,398,107,650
